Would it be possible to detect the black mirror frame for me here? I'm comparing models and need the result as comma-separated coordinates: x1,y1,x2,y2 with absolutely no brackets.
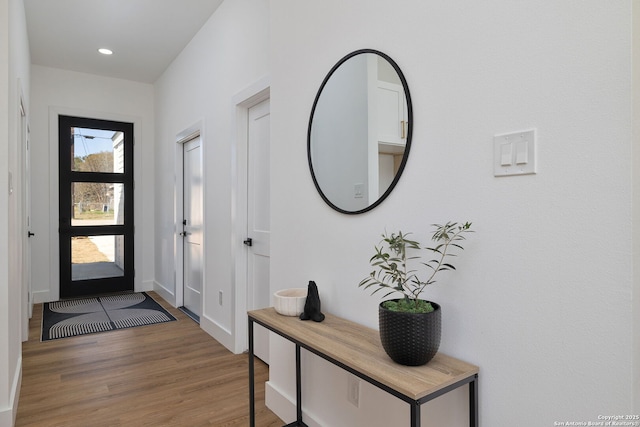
307,49,413,215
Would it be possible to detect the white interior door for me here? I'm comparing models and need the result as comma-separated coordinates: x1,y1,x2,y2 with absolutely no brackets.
183,136,203,319
247,99,270,363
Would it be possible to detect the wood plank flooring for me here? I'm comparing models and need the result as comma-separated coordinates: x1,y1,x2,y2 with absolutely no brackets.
16,292,283,427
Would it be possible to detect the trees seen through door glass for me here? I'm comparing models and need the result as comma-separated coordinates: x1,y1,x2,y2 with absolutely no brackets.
71,127,124,173
71,182,124,225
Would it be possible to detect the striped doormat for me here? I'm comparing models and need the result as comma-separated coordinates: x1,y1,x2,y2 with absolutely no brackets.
41,292,177,341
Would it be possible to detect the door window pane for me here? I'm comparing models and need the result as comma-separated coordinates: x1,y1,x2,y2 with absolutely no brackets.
71,183,124,225
71,235,125,281
71,127,124,173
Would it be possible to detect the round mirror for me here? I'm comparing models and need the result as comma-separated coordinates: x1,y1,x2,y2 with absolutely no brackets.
308,49,413,214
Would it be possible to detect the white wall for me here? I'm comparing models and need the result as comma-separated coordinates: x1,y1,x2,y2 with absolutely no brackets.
269,0,635,426
153,0,269,350
29,65,154,303
633,0,640,412
0,0,29,425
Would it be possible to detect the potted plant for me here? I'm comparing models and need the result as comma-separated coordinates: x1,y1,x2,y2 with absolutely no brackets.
359,221,473,366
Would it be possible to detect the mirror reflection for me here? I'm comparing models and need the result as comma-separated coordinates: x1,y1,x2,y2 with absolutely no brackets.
308,49,412,214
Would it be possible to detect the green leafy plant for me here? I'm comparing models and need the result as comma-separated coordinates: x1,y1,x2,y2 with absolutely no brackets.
359,221,473,313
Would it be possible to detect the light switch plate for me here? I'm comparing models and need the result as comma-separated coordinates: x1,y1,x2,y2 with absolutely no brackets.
494,129,536,177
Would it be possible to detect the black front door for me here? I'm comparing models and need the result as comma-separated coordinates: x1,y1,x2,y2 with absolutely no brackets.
58,116,134,298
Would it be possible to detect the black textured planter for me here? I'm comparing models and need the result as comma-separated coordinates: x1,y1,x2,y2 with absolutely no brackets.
378,300,441,366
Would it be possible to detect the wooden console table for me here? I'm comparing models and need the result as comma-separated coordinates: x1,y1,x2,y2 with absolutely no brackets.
248,307,479,427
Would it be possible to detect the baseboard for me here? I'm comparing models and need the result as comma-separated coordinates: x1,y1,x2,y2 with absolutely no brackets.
200,314,235,353
265,381,321,427
0,407,11,427
32,289,50,304
11,357,21,426
152,281,176,307
0,356,22,427
154,282,237,355
136,279,154,293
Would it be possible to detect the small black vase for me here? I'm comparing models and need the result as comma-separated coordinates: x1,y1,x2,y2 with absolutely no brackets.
378,300,441,366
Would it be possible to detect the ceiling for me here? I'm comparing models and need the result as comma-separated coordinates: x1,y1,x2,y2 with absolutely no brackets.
24,0,224,83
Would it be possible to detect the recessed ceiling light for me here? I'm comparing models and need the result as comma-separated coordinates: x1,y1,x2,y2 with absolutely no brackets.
98,48,113,55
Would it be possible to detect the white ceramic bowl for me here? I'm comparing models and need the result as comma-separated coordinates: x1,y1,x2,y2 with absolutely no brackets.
273,288,307,316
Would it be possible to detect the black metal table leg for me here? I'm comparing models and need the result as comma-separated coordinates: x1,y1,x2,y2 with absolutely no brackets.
410,400,420,427
296,344,303,425
469,374,478,427
249,319,255,427
283,345,306,427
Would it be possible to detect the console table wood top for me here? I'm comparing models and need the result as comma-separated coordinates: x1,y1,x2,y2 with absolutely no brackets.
248,307,479,402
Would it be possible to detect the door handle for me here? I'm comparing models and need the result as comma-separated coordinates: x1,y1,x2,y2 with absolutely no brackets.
243,238,253,247
27,231,35,238
179,231,191,237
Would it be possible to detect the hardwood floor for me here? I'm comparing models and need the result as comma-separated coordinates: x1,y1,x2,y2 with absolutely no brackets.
16,292,283,427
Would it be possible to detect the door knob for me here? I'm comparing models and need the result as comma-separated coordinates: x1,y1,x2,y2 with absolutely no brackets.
27,231,35,237
243,238,253,247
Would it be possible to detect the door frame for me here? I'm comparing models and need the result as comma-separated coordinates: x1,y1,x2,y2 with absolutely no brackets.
18,81,30,341
232,76,270,354
174,122,204,311
48,107,143,302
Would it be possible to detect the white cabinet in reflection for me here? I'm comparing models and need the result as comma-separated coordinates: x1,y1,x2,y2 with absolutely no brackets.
367,55,408,202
